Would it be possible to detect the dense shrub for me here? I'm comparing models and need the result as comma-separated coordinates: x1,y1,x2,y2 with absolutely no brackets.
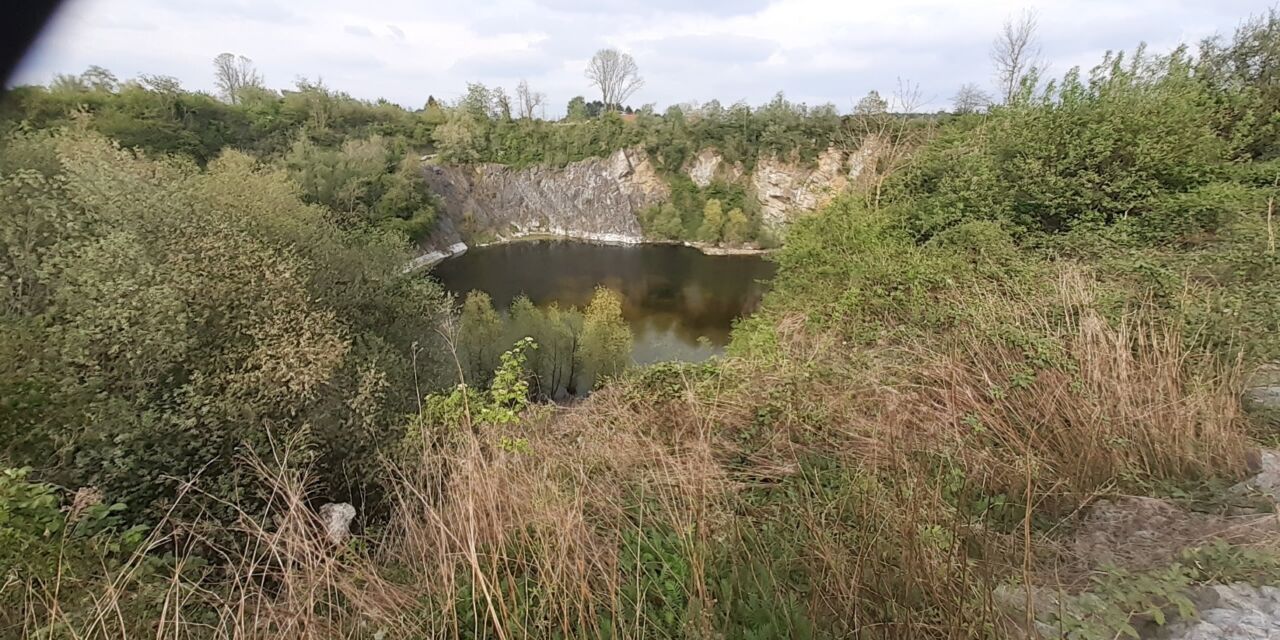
0,126,453,521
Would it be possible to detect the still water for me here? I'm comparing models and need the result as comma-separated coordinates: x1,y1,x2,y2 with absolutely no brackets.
431,241,776,363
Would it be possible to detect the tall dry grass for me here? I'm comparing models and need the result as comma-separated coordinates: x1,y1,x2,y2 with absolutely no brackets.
10,267,1252,639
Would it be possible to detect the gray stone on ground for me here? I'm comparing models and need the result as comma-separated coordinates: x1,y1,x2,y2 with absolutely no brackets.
1232,449,1280,504
318,502,356,544
1155,584,1280,640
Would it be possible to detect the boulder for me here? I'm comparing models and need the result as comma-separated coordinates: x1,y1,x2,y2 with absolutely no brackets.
1232,448,1280,503
1244,363,1280,425
318,502,356,544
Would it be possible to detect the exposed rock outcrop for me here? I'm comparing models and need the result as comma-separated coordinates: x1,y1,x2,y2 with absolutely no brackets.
422,148,668,250
318,502,356,544
686,148,744,188
689,141,883,227
1155,584,1280,640
751,147,851,226
416,141,883,262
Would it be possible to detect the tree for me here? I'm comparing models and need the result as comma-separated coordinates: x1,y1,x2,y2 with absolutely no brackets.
578,287,632,389
542,304,584,397
212,53,264,104
853,90,889,115
952,83,993,114
641,203,684,240
567,96,589,121
505,295,547,395
844,81,933,211
0,127,453,523
492,86,513,121
515,80,546,120
991,10,1042,104
460,82,493,119
697,198,726,243
723,207,751,245
585,49,644,111
432,109,482,163
80,65,118,92
458,291,504,387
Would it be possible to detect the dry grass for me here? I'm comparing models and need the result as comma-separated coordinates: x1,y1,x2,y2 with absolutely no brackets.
9,266,1258,639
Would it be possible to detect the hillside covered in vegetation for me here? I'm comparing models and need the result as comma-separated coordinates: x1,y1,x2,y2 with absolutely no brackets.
3,9,1280,640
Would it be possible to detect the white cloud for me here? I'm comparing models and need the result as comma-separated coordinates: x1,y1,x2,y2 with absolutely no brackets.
10,0,1275,112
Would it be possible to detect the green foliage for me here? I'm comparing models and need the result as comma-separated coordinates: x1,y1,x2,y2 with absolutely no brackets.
1198,9,1280,160
639,175,762,245
640,202,685,240
419,337,535,432
897,47,1225,239
505,296,586,399
1041,543,1280,640
0,127,452,521
579,287,634,389
617,524,693,638
1045,565,1197,639
697,198,726,243
756,195,979,342
723,207,751,245
283,134,437,238
455,289,633,399
457,290,504,387
0,467,163,632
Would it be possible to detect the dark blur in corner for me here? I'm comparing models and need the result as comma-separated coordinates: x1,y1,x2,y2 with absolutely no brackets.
2,1,63,90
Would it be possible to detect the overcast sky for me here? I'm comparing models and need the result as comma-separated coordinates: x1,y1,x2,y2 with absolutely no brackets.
10,0,1276,113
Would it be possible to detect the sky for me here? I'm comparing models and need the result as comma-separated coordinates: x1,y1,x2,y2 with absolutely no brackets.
10,0,1277,114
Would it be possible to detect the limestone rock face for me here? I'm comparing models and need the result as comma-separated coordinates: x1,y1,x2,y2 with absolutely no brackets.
417,140,885,261
685,148,744,188
422,148,669,248
751,148,839,226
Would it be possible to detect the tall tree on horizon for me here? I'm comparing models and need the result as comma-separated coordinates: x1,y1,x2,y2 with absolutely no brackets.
212,53,264,104
516,79,546,119
952,83,994,114
991,10,1042,104
585,49,643,111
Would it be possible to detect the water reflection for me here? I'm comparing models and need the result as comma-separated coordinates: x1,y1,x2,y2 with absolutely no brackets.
429,240,776,363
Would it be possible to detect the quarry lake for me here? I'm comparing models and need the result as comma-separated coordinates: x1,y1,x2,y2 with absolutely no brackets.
431,240,776,363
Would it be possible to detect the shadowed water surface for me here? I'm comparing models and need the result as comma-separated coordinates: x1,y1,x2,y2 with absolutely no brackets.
430,241,776,363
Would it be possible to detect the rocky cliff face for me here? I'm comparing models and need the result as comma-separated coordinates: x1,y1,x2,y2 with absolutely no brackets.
744,141,882,227
422,148,668,250
417,140,880,258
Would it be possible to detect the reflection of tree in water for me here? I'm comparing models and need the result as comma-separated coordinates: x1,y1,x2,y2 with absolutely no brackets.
432,240,775,361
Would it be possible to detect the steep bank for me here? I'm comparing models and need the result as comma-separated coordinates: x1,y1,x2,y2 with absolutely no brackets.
416,141,880,264
420,148,667,253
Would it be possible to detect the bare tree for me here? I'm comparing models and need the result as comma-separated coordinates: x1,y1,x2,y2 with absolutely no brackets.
952,83,994,114
213,53,264,104
585,49,643,111
843,80,936,211
492,86,513,121
515,79,546,120
990,10,1042,104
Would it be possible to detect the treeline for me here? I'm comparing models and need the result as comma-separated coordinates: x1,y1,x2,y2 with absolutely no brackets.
1,66,865,246
454,288,632,400
433,83,846,172
1,69,442,240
